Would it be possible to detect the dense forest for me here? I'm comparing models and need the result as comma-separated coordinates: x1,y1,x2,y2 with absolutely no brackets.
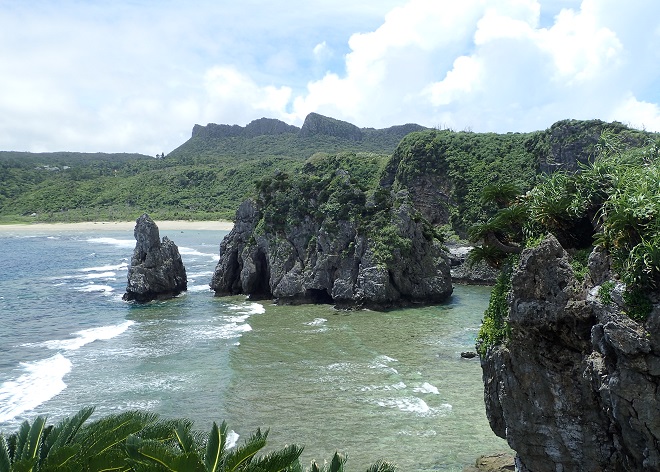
0,113,655,242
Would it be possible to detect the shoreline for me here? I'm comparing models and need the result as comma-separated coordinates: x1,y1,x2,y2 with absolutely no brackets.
0,220,234,233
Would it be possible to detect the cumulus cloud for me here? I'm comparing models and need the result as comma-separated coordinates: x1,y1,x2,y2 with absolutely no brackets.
0,0,659,154
290,0,660,132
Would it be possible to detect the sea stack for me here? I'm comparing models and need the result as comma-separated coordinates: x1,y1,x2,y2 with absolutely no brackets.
123,214,187,302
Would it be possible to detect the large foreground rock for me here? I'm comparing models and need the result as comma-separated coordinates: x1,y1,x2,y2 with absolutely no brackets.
123,214,187,302
481,235,660,471
210,190,452,309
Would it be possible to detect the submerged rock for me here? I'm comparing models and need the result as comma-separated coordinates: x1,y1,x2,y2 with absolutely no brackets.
480,234,660,471
123,214,187,302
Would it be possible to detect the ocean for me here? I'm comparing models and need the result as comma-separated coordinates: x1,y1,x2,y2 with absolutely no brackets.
0,226,509,470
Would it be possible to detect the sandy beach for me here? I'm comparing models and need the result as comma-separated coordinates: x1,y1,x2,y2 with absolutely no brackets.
0,220,234,233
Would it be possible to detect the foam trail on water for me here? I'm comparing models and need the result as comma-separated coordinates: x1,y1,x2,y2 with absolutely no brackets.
0,353,72,422
76,284,115,294
188,284,212,292
413,382,440,394
35,321,134,351
305,318,327,326
79,263,128,272
87,237,135,249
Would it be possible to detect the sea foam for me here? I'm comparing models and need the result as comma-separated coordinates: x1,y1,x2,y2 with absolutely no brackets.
413,382,440,395
0,353,72,422
36,321,134,351
86,237,135,249
79,263,128,272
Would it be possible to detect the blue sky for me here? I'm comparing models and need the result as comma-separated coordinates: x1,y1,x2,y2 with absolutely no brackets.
1,0,659,155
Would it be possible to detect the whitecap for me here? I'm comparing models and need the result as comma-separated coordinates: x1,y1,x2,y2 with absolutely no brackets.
224,314,250,323
83,271,116,279
360,381,407,392
76,284,115,293
196,323,252,340
87,237,135,248
370,355,399,374
226,430,239,449
377,397,430,414
305,318,327,326
413,382,440,395
188,284,212,292
375,397,452,417
229,303,265,315
79,263,128,272
177,247,207,257
186,270,214,280
36,321,134,351
0,353,72,422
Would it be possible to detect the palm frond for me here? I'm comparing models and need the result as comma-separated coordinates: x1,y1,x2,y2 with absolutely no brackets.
223,428,268,471
44,406,95,456
364,460,397,472
0,436,10,472
77,410,159,458
250,443,304,472
204,421,227,472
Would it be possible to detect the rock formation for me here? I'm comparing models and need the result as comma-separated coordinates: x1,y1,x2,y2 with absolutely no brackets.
447,244,498,285
298,112,363,141
123,214,187,302
210,171,452,308
480,235,660,471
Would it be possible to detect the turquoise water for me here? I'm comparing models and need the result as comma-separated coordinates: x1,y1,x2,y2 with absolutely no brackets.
0,227,508,470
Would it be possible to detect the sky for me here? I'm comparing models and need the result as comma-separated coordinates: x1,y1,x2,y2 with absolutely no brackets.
1,0,659,155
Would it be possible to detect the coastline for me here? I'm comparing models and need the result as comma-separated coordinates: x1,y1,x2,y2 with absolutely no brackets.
0,220,234,233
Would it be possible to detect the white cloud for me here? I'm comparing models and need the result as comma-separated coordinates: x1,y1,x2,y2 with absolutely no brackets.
289,0,660,133
202,66,292,124
0,0,659,154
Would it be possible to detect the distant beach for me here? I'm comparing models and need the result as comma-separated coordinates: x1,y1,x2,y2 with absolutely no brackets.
0,220,234,233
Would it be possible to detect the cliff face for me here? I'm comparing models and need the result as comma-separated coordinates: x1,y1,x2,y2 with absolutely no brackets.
481,235,660,471
210,171,452,308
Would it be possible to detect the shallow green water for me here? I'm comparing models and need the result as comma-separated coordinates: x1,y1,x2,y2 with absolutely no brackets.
0,229,509,471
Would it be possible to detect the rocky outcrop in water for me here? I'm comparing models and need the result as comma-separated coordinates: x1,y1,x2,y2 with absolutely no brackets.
123,214,187,302
480,235,660,471
210,171,452,308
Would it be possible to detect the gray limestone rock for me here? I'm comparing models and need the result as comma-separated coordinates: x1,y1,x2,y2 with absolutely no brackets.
210,192,452,309
123,214,187,302
480,234,660,471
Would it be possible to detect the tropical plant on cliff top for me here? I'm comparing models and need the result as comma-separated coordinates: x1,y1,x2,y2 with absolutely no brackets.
474,132,660,351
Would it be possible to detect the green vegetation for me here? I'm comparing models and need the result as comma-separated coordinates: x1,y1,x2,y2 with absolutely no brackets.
476,259,514,356
3,118,650,227
598,280,615,305
0,407,395,472
473,131,660,352
254,152,435,267
385,128,538,235
0,121,405,222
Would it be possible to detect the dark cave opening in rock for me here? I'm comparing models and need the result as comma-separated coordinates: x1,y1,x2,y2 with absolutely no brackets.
305,288,334,304
251,249,272,298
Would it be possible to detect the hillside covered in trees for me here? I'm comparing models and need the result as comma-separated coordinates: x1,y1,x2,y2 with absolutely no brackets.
0,113,654,238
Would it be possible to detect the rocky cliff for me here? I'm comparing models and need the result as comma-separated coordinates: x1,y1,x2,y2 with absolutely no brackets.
380,121,654,236
123,214,187,302
480,235,660,471
210,170,452,308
